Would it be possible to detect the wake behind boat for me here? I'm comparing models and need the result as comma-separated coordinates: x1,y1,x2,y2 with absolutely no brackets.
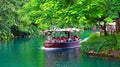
43,28,80,48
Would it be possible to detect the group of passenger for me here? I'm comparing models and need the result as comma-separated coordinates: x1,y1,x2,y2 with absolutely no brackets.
46,35,79,43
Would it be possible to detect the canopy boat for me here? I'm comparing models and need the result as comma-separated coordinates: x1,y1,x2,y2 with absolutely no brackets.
43,28,80,48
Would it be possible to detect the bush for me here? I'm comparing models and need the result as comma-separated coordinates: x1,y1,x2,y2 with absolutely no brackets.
10,25,30,37
116,33,120,49
81,34,117,52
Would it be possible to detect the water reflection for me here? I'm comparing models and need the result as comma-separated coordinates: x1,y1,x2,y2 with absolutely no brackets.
0,35,120,67
43,48,80,67
43,47,120,67
0,37,45,67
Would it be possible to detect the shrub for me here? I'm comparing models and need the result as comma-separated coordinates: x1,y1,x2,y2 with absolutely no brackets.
116,33,120,49
81,34,117,52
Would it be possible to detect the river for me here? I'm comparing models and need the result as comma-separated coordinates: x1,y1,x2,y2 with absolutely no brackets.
0,30,120,67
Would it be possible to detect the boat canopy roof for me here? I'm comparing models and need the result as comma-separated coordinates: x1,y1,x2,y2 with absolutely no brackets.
43,28,80,33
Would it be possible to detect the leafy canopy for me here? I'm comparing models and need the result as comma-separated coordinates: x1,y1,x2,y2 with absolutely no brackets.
18,0,120,30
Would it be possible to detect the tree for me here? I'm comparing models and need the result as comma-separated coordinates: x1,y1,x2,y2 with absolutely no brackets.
18,0,120,36
18,0,81,30
0,0,29,39
77,0,120,35
115,11,120,33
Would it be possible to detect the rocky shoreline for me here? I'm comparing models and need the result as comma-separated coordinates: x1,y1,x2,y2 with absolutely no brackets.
86,50,120,59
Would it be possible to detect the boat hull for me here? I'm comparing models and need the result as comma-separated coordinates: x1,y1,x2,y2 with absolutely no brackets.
44,40,80,48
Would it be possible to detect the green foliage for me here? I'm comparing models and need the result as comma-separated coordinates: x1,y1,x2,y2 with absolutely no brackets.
10,25,30,37
0,0,120,39
81,34,117,52
116,33,120,49
18,0,120,31
0,0,29,39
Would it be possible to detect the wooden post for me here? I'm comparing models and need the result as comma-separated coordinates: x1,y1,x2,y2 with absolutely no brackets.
67,32,70,38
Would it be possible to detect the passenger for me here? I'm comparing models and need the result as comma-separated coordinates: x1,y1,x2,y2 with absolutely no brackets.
45,39,50,43
71,36,75,41
63,37,67,43
60,38,64,43
75,37,79,41
67,38,72,43
73,36,79,41
47,34,52,41
57,37,61,43
52,37,56,43
55,38,59,42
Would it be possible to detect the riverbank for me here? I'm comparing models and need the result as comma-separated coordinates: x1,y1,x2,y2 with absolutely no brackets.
81,33,120,59
0,33,42,42
86,50,120,59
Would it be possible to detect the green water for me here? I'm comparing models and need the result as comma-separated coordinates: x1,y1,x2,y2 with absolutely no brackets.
0,31,120,67
80,30,93,39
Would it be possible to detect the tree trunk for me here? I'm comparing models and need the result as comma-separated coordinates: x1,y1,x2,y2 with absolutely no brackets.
118,11,120,18
103,21,108,35
115,18,120,33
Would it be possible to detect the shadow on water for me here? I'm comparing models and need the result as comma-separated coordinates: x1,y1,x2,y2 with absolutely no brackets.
43,47,81,67
42,47,120,67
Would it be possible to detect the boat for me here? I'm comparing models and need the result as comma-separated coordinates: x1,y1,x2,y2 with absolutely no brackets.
43,28,80,48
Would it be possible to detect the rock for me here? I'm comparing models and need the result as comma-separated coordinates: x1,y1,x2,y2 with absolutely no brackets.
100,51,107,56
108,50,120,58
87,51,96,55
